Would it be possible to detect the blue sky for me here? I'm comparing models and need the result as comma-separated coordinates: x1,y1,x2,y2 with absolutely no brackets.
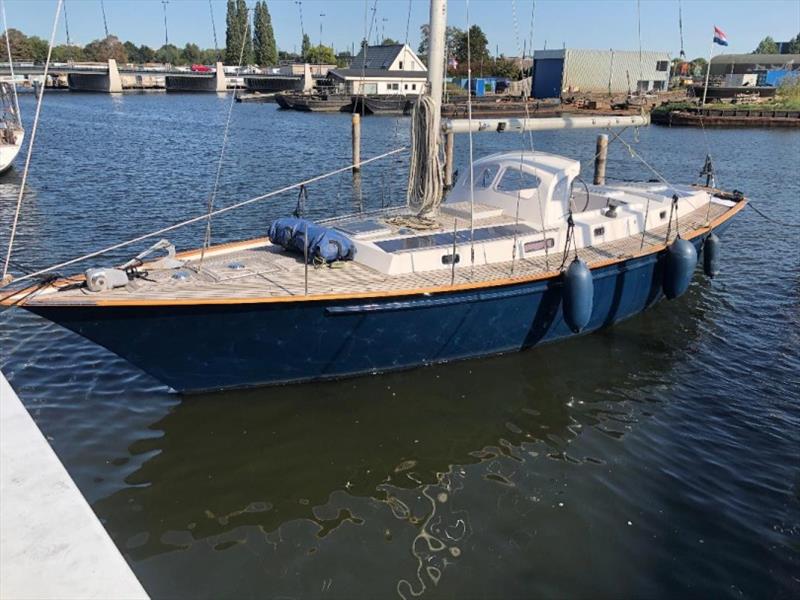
5,0,799,60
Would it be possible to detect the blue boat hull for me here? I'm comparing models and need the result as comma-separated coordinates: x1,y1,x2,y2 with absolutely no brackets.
26,231,727,393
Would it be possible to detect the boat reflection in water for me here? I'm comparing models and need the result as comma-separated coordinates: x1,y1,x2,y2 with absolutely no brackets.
93,290,707,596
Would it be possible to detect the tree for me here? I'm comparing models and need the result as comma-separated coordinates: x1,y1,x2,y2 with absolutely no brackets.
690,57,707,78
51,44,84,62
26,36,49,62
453,25,490,72
236,0,253,64
138,44,156,63
123,41,140,62
754,36,779,54
0,29,32,61
301,33,311,61
182,43,202,64
491,57,521,79
225,0,240,64
83,35,128,62
418,24,462,65
381,37,399,46
305,44,336,65
786,33,800,53
253,1,277,66
155,43,181,65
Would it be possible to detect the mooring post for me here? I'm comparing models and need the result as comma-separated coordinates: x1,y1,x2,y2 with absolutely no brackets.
594,133,608,185
444,131,454,188
351,113,361,173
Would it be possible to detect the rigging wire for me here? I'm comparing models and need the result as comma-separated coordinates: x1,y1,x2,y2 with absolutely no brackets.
208,0,219,60
62,0,71,47
677,0,685,59
5,148,407,287
1,0,62,284
0,0,20,121
466,0,476,273
510,0,549,271
100,0,109,38
199,5,252,265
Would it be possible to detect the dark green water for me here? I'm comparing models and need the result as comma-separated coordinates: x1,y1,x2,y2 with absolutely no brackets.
1,93,798,598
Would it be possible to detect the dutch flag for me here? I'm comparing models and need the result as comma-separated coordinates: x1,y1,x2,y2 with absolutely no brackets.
713,26,729,46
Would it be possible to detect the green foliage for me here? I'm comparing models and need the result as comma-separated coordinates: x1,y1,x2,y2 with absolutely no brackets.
381,38,399,46
491,57,522,79
225,0,252,64
305,44,336,66
83,36,128,62
754,36,779,54
182,43,202,64
418,24,462,65
787,33,800,53
51,44,85,62
253,1,277,66
301,33,311,61
776,75,800,107
690,57,707,78
155,44,181,65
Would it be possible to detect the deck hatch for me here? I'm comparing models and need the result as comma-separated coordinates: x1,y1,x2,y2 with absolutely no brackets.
375,224,538,253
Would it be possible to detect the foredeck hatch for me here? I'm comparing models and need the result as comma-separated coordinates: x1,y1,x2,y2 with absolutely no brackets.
375,224,538,253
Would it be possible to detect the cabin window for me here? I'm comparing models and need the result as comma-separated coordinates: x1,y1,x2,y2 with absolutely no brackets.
524,238,555,253
387,83,399,91
656,60,669,72
412,83,417,90
593,227,605,236
404,83,408,90
472,164,500,189
496,167,542,194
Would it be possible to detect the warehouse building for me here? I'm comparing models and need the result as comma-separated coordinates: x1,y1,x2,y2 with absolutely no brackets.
709,53,800,76
532,48,670,99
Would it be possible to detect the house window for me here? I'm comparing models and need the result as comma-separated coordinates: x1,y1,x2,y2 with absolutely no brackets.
399,61,404,70
411,83,417,90
404,83,408,90
656,60,669,72
652,80,665,91
387,83,399,91
496,167,541,194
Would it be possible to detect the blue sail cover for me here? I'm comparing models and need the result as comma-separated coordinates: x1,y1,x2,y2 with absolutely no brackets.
269,218,355,263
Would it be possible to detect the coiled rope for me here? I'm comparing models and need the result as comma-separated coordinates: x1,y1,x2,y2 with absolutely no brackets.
406,95,443,218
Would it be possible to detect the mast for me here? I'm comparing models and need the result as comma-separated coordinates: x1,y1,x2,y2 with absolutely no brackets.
427,0,447,135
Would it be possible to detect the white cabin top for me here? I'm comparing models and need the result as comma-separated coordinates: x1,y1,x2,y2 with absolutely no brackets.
444,151,581,229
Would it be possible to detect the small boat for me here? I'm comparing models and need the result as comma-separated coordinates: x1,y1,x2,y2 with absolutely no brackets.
0,81,24,174
0,0,747,394
274,92,297,110
355,94,416,116
291,92,354,113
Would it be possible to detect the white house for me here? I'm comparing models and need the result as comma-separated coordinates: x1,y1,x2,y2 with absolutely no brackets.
329,44,427,95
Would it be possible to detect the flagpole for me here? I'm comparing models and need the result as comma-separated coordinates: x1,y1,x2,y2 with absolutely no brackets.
701,29,715,108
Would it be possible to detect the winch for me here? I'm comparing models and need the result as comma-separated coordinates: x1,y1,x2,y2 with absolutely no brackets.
83,239,185,292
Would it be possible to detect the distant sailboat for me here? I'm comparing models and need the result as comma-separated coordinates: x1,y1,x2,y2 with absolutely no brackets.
0,81,23,174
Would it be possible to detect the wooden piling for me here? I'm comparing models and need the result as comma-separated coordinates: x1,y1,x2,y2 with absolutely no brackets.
593,133,608,185
352,113,361,173
444,131,454,188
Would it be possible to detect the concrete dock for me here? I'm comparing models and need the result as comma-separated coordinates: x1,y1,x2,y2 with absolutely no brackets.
0,371,148,599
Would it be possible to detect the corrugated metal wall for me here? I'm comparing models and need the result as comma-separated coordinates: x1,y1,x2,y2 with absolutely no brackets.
561,49,670,93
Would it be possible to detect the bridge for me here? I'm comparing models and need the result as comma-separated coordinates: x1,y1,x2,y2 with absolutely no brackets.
0,60,318,93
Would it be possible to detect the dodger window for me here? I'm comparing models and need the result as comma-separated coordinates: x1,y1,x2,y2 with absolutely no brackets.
496,167,542,194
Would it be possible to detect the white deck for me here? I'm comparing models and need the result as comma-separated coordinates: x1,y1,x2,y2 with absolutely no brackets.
0,371,148,600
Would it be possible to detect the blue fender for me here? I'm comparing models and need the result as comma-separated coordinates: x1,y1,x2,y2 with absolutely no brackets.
663,237,698,299
562,258,593,333
703,233,720,278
